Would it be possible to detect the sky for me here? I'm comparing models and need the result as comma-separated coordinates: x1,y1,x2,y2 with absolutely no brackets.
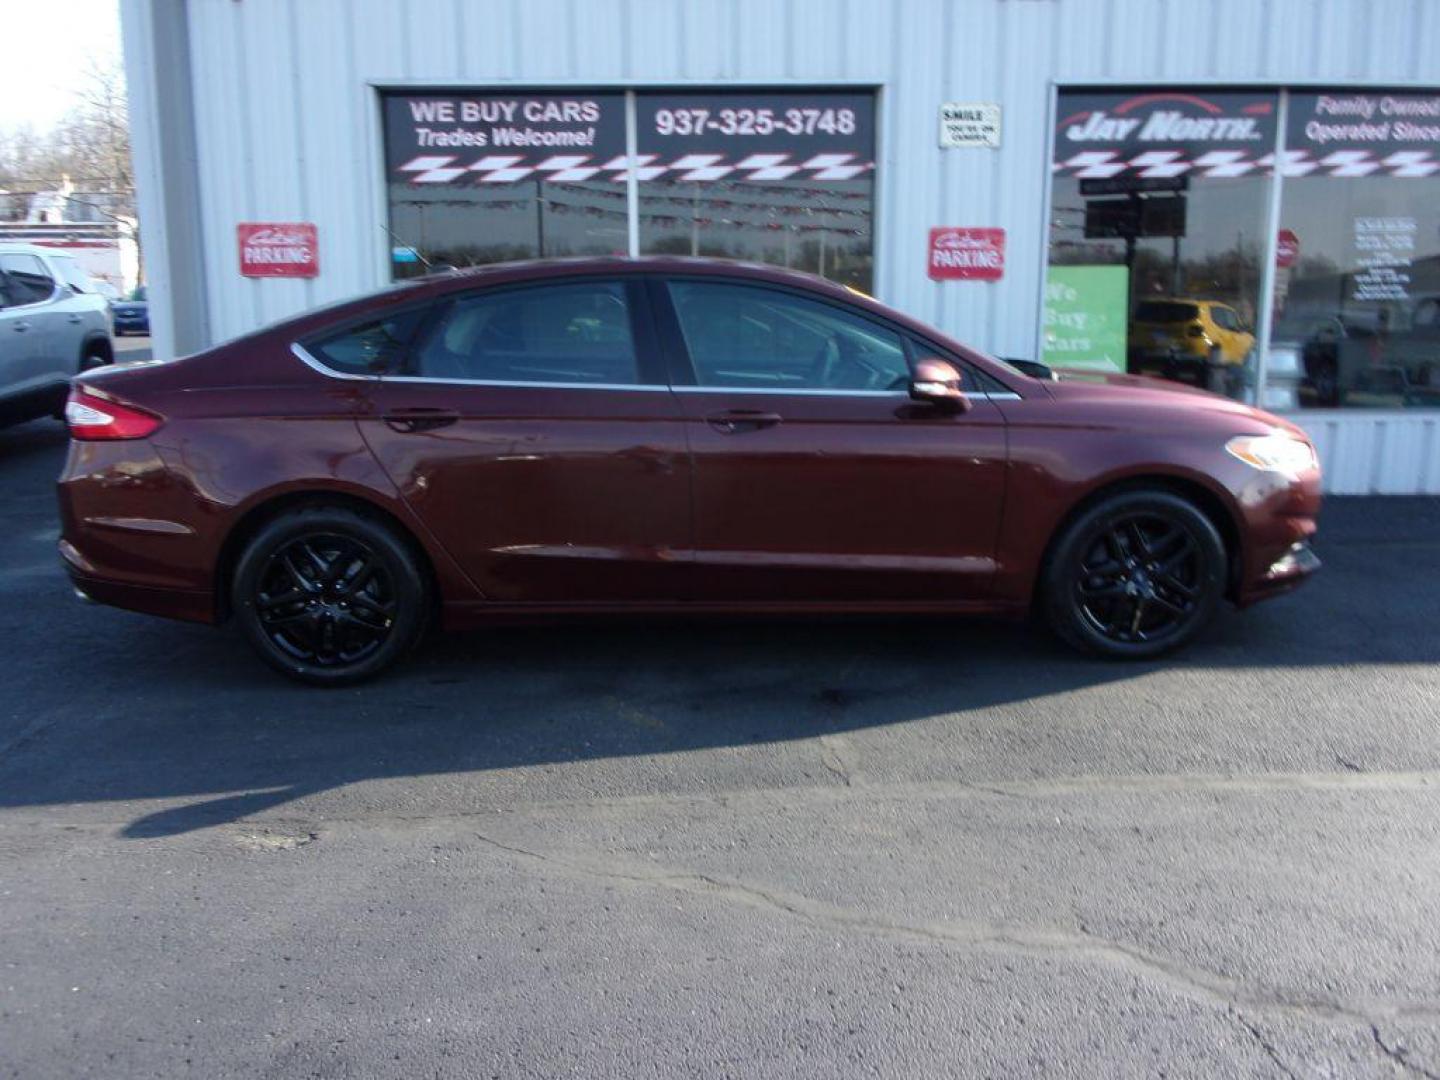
0,0,122,134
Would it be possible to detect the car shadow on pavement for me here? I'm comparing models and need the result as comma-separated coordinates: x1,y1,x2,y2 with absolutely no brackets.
3,420,1439,840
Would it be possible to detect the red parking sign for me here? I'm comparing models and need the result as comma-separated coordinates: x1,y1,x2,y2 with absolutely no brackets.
928,227,1004,281
237,223,319,278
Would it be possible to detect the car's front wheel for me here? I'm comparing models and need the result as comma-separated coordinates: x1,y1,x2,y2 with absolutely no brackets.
232,506,430,685
1042,490,1227,659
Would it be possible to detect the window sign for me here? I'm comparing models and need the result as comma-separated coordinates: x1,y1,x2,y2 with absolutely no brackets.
382,89,878,292
1054,90,1277,179
1283,92,1440,177
1273,92,1440,409
1048,89,1279,401
383,92,629,274
635,91,877,292
1042,265,1130,372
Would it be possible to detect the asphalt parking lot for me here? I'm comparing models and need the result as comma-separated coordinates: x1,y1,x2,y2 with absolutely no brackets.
2,416,1439,1078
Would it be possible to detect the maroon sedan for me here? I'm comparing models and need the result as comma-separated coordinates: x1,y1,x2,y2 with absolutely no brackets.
57,257,1321,683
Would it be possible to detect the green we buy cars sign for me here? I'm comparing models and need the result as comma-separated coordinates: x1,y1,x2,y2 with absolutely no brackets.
1042,265,1129,372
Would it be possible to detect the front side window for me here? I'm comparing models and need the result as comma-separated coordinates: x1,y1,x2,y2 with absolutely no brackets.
0,254,57,306
667,281,908,391
409,282,639,385
311,308,427,375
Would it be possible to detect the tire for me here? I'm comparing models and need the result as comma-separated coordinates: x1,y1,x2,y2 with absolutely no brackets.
1042,490,1227,660
80,342,112,371
232,506,430,685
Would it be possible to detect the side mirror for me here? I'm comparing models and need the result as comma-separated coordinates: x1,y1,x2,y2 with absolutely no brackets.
909,358,971,412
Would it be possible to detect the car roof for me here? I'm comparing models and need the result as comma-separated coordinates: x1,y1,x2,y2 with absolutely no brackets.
0,242,61,258
278,256,875,340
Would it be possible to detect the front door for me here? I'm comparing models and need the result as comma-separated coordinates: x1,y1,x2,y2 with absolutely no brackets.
341,279,691,603
655,278,1009,603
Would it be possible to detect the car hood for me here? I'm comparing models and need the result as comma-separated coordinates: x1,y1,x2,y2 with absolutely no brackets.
1045,367,1308,438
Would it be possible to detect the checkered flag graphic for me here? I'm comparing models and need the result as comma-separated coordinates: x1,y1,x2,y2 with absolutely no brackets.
397,152,874,185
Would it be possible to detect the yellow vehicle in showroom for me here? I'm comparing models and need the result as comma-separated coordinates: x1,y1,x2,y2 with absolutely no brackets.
1128,298,1254,396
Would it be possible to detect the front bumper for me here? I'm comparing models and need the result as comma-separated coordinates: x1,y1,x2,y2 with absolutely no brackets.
1241,539,1321,604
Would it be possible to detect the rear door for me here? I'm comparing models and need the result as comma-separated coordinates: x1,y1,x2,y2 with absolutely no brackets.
346,278,691,603
0,252,64,394
654,278,1009,604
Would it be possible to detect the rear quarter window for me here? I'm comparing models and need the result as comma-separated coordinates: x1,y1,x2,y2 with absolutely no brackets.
309,308,428,375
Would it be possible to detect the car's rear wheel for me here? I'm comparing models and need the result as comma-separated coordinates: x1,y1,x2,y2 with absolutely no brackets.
1043,490,1227,659
232,506,429,685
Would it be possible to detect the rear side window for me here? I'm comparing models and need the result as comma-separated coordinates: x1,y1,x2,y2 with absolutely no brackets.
408,282,640,385
0,253,57,307
311,308,427,375
1134,301,1199,323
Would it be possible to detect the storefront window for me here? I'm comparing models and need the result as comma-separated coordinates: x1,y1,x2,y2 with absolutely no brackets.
634,92,876,292
380,89,877,292
1044,90,1279,401
382,91,629,276
1273,91,1440,409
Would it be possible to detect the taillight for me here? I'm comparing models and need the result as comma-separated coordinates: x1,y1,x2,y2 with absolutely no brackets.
64,386,162,441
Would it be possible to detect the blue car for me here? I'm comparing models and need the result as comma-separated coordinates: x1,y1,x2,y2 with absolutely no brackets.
111,286,149,336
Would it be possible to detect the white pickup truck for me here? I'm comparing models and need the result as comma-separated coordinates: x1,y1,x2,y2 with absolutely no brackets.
0,242,114,426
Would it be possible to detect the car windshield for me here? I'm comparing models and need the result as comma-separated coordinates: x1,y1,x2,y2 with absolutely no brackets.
1134,301,1199,323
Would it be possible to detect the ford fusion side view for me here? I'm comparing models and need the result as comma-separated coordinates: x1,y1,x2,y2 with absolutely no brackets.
57,258,1321,684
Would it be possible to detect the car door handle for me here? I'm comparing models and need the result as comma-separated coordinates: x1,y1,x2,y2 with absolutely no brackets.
10,321,28,332
67,314,83,323
706,410,783,433
383,407,460,433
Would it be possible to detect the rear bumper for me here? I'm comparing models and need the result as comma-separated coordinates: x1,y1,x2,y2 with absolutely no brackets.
57,438,221,624
64,555,215,624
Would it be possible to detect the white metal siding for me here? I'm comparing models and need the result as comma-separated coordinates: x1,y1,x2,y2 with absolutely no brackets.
157,0,1440,493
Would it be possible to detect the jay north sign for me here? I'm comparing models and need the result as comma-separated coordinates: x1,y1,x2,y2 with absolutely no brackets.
1054,91,1277,178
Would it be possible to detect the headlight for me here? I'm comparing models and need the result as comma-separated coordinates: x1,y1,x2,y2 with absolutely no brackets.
1225,433,1317,479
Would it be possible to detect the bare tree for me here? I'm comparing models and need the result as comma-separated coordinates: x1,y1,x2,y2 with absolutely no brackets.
0,56,132,210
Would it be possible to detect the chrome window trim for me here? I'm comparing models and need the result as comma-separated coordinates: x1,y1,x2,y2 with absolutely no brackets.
291,341,378,381
676,386,908,398
291,342,668,391
381,375,672,392
292,342,1025,401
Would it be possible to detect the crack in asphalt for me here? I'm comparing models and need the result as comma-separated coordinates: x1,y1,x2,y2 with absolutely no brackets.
1373,1025,1440,1080
1230,1009,1300,1079
467,829,1440,1040
817,734,861,787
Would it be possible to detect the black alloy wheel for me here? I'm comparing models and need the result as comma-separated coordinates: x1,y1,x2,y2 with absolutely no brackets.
257,533,396,666
234,506,429,684
1044,490,1226,659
